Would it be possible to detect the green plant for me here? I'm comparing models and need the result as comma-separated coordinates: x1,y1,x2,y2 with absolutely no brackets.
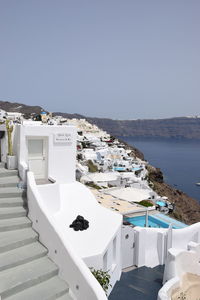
85,182,102,190
139,200,153,207
90,268,111,295
6,120,14,156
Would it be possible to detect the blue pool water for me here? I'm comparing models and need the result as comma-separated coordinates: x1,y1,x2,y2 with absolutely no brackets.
126,214,187,229
132,167,143,171
113,167,126,171
156,201,165,207
113,166,143,171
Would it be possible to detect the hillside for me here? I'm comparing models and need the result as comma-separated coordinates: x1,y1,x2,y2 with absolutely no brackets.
0,100,46,118
0,100,200,222
1,101,200,139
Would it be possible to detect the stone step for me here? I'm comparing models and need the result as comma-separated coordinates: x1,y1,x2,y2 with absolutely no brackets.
127,266,163,284
0,176,20,188
5,276,70,300
0,242,47,272
0,197,24,207
0,257,58,299
109,266,164,300
0,228,38,253
0,206,26,219
0,217,31,232
0,168,18,178
0,187,24,198
0,162,5,168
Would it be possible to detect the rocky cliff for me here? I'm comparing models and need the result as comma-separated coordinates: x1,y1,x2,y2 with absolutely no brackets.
147,165,200,225
86,116,200,140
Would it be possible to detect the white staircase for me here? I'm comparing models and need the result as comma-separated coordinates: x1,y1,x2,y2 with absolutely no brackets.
0,164,73,300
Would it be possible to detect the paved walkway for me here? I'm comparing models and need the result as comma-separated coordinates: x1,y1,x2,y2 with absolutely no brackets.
109,265,164,300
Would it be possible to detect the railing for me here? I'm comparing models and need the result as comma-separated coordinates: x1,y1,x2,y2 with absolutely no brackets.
27,171,107,300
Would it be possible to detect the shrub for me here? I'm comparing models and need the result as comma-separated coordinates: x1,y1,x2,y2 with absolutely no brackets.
87,160,98,173
85,182,101,190
90,268,111,295
139,200,153,207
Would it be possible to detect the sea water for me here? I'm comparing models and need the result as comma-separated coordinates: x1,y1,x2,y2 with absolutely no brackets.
120,137,200,203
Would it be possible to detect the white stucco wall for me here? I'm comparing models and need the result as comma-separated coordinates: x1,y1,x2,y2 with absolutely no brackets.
18,124,76,183
37,181,122,294
132,223,200,268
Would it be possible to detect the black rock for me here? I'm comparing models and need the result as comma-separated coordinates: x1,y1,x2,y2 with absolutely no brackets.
69,215,89,231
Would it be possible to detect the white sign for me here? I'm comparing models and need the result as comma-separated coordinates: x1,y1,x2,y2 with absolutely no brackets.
54,133,73,145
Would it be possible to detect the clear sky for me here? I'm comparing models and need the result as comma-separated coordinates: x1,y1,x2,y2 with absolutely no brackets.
0,0,199,119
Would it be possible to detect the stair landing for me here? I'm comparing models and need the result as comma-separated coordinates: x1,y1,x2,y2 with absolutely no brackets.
109,265,164,300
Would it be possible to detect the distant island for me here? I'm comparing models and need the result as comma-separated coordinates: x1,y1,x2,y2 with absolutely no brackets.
1,100,200,139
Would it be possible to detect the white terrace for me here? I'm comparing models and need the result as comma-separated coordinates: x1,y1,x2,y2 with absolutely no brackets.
0,121,122,300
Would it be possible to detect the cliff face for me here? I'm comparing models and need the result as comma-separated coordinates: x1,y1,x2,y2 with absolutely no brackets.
87,117,200,140
147,165,200,225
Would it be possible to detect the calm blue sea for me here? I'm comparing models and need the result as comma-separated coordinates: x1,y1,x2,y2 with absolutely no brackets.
120,137,200,203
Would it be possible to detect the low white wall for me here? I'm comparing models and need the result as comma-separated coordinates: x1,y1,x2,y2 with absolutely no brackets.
171,223,200,249
132,223,200,268
37,181,122,295
157,277,180,300
27,172,108,300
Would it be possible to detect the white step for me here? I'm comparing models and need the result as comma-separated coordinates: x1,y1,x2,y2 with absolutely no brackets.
0,217,31,232
0,228,38,253
0,176,20,188
0,168,18,178
0,242,47,272
0,206,26,219
0,257,58,298
5,276,69,300
0,187,24,198
0,197,24,207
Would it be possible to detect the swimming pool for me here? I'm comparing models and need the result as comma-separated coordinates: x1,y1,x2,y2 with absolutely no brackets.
125,214,187,229
132,167,143,172
113,167,126,171
156,201,166,207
